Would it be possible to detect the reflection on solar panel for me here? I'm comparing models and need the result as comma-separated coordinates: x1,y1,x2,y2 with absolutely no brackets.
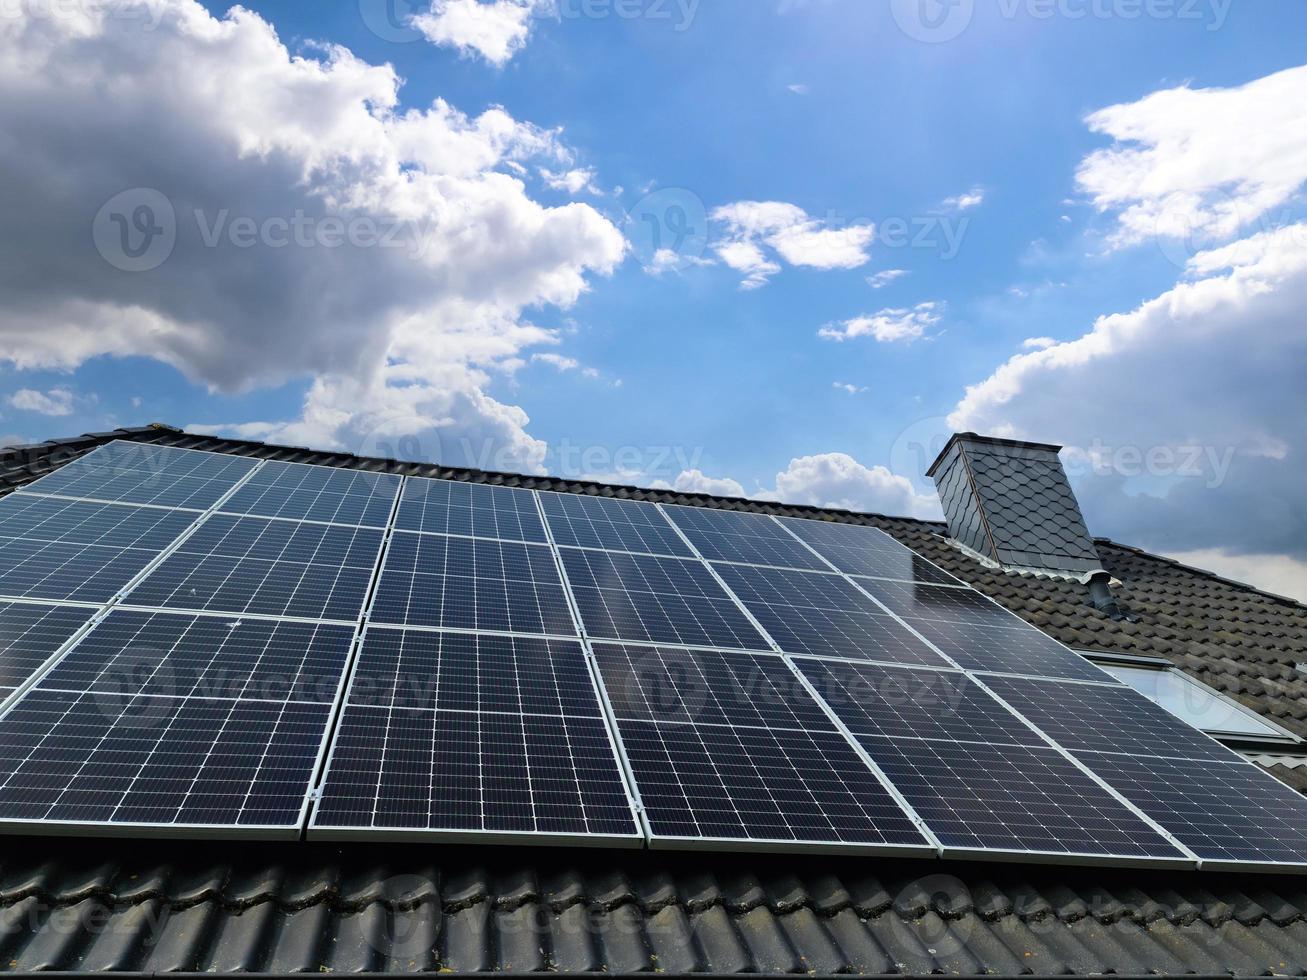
370,533,576,636
311,627,640,841
21,442,258,510
857,579,1026,628
589,645,929,851
539,493,691,556
858,736,1184,858
663,506,828,570
780,518,963,585
908,619,1116,683
796,660,1034,746
713,564,950,666
222,461,400,527
1073,753,1307,866
36,610,354,705
0,689,329,832
127,515,382,622
982,675,1239,763
395,478,546,543
560,549,767,649
0,602,97,694
0,497,196,603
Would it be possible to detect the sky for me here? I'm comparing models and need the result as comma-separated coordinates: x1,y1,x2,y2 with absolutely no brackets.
2,0,1306,600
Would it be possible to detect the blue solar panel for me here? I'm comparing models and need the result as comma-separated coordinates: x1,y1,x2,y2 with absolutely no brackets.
663,506,829,570
0,497,196,603
539,493,692,556
126,515,383,622
370,533,577,635
780,517,964,586
907,618,1116,683
559,548,768,649
395,478,547,543
0,602,97,693
21,442,258,510
857,579,1028,628
712,564,951,666
311,627,639,841
221,461,400,527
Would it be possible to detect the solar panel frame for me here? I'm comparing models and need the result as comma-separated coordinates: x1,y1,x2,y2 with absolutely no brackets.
0,601,100,698
219,460,401,528
778,517,967,586
662,506,831,571
394,478,548,543
538,491,693,557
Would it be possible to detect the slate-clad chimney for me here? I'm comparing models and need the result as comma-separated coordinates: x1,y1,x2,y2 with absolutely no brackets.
926,433,1105,578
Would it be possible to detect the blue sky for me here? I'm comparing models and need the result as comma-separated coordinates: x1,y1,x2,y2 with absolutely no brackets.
2,0,1306,597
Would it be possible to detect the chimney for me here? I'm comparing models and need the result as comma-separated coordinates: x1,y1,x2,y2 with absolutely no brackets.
926,432,1106,579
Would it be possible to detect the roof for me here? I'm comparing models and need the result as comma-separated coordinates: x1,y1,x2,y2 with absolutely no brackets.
3,423,1307,976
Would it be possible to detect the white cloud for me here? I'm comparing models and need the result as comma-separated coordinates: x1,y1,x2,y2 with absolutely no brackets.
0,0,625,471
539,166,600,195
643,247,714,277
832,382,866,395
941,187,985,211
866,268,908,289
8,388,75,416
1166,549,1307,605
757,453,941,518
1077,64,1307,251
412,0,541,67
1022,336,1056,350
531,352,579,371
787,83,810,95
711,200,874,289
818,302,942,343
655,469,748,498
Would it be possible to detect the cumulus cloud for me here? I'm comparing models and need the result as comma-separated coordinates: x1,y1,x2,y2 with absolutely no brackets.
0,0,625,471
654,469,749,498
756,453,941,518
711,201,874,289
1077,64,1307,251
7,388,75,416
818,302,942,343
941,187,985,212
866,268,908,289
413,0,542,66
539,166,600,195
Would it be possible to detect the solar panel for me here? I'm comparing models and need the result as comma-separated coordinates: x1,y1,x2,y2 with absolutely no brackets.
126,515,383,622
981,674,1240,763
0,497,197,603
663,506,829,570
394,478,546,543
539,493,692,557
857,736,1187,859
20,442,259,510
559,548,768,649
0,689,329,832
0,602,97,694
857,579,1027,628
1072,753,1307,866
221,461,400,528
35,610,355,705
780,518,964,585
712,564,951,666
311,627,640,842
907,619,1117,683
369,533,577,636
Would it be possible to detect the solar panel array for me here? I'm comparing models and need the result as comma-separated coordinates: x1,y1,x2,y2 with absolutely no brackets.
0,441,1305,869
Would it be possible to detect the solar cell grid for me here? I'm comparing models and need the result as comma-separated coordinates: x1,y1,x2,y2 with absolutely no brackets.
370,533,576,636
127,515,383,622
796,659,1041,747
712,564,950,666
662,506,829,570
560,548,768,649
908,619,1116,683
982,674,1239,763
394,479,546,543
313,706,638,839
36,610,354,705
19,442,259,510
0,688,328,830
857,735,1185,859
592,644,835,731
347,629,599,716
780,518,963,585
857,579,1027,628
0,495,196,552
619,719,928,848
1074,752,1307,865
0,602,97,693
539,493,692,556
221,460,400,527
